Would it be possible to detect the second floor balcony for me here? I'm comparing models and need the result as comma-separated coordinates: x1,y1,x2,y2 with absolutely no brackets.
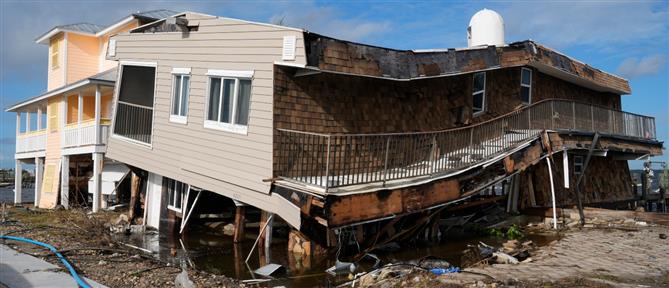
274,99,658,193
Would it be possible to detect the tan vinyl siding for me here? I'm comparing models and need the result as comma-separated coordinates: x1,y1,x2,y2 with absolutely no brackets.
106,13,306,217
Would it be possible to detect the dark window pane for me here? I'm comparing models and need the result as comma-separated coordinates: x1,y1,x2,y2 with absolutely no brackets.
180,76,189,116
172,76,181,115
221,79,235,123
521,86,531,103
208,78,221,121
473,92,484,112
118,65,155,107
235,79,252,125
473,72,485,92
521,69,531,86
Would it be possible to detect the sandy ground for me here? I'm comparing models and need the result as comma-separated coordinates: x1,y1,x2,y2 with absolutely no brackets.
354,224,669,288
0,205,241,288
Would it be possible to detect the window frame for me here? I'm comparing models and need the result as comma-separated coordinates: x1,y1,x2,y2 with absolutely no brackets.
169,68,192,124
203,69,254,135
167,179,187,213
472,72,486,116
520,67,532,104
573,155,584,175
51,39,60,70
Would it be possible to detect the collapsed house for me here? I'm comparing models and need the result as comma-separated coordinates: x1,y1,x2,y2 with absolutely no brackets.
103,9,662,251
10,9,662,254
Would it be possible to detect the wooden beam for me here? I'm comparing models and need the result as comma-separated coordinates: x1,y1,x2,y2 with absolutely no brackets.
233,206,246,243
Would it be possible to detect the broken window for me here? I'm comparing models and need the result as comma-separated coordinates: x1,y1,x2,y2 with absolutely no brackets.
113,64,156,144
521,68,532,104
205,71,253,134
168,179,187,212
472,72,486,114
574,155,584,175
170,71,190,124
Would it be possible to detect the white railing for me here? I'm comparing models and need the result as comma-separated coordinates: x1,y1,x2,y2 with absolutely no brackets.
16,131,46,153
62,121,110,149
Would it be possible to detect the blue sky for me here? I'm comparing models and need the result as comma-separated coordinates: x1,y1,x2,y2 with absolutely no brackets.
0,0,667,169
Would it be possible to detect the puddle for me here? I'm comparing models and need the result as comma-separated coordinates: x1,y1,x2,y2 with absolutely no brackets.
114,226,560,287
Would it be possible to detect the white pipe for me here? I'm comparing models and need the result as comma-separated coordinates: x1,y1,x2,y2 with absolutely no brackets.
546,157,558,229
180,188,201,234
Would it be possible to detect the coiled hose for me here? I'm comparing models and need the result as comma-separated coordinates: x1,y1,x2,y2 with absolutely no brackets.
1,235,92,288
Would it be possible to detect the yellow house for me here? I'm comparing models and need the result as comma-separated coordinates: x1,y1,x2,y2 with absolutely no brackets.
6,10,176,211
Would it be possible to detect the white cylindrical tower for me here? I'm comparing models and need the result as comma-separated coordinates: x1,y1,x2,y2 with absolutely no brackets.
467,8,505,47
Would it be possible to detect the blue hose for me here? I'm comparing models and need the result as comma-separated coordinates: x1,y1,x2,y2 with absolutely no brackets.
1,235,92,288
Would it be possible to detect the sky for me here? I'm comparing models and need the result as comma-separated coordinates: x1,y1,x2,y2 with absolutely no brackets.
0,0,667,169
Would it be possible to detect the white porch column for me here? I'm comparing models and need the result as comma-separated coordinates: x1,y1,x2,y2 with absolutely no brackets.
60,155,70,209
92,152,103,212
78,91,83,146
37,107,42,130
25,112,30,133
94,85,101,144
35,157,44,207
14,160,22,204
15,113,21,152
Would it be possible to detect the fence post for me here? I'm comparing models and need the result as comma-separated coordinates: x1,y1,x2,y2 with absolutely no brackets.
324,135,331,191
382,137,390,186
550,101,555,130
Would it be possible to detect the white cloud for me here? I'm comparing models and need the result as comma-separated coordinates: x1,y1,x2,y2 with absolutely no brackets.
500,2,668,48
616,54,667,79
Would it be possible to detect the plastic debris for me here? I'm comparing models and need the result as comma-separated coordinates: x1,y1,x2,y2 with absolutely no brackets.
429,266,460,275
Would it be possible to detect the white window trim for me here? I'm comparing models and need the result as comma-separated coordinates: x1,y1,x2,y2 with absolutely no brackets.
167,180,185,213
169,71,191,124
203,74,252,135
472,72,486,116
206,69,254,78
110,61,158,148
521,67,532,104
171,67,191,74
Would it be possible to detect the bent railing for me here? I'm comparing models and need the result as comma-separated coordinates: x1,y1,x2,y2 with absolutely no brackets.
275,99,656,190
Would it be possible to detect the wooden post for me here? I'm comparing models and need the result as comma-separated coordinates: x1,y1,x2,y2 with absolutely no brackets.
128,172,141,221
233,206,246,243
258,211,274,264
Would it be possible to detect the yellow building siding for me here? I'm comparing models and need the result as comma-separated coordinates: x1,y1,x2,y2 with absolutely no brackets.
47,34,65,90
67,33,100,84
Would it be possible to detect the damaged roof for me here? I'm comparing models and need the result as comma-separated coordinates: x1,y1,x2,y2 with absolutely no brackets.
301,33,631,95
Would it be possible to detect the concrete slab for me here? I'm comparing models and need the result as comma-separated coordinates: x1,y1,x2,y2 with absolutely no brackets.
0,244,107,288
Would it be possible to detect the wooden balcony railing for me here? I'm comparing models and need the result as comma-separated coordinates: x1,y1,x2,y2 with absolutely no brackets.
62,119,111,149
275,99,657,190
113,101,153,144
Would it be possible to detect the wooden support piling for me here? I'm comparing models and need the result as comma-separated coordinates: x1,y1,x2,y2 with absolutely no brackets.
233,206,246,243
128,172,141,222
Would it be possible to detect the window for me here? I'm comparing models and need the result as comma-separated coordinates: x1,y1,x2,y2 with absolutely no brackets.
205,70,253,134
170,69,191,124
520,68,532,104
472,72,486,114
113,63,156,144
167,179,188,212
574,156,584,175
51,39,60,70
